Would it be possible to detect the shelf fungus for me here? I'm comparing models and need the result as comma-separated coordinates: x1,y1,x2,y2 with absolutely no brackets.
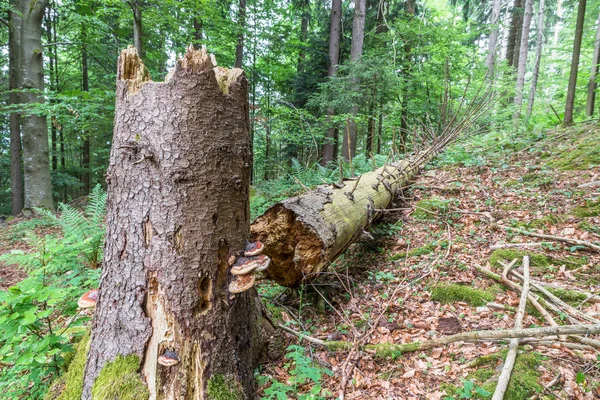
244,241,264,256
230,254,271,275
157,350,180,367
228,273,256,294
77,288,99,308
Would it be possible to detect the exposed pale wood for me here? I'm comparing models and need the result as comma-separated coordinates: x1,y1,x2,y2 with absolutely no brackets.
489,242,550,250
505,226,600,252
493,256,530,400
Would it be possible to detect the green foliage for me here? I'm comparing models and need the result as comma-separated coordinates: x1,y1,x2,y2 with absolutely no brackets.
91,355,148,400
573,199,600,218
455,379,491,399
258,344,333,400
0,187,105,399
430,282,495,307
46,332,90,400
413,198,456,220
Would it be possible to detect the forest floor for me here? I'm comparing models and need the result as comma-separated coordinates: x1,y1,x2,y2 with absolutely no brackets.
257,121,600,399
0,122,599,399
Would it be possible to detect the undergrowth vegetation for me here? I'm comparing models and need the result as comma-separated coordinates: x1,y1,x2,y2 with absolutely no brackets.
0,186,105,399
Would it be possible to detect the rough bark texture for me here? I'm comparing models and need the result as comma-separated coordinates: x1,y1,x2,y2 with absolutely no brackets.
235,0,247,68
586,11,600,117
564,0,587,125
485,0,503,79
82,47,262,400
14,0,54,210
321,0,342,166
8,5,23,215
526,0,545,116
251,154,435,287
506,0,522,68
343,0,366,162
513,0,533,120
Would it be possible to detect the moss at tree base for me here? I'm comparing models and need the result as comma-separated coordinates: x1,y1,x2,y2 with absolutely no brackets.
91,354,149,400
44,332,90,400
207,374,243,400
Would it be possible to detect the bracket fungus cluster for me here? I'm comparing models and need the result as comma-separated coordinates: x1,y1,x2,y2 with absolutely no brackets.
228,241,270,294
78,289,99,308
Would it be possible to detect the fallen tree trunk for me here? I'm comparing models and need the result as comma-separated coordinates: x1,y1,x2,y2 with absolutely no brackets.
251,152,436,287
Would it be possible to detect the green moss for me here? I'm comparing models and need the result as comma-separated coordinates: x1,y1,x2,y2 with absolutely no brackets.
573,200,600,218
503,179,520,188
45,332,90,400
547,287,588,305
490,249,552,272
480,352,543,400
365,342,422,359
517,214,563,230
521,172,553,188
548,137,600,171
430,282,495,306
389,240,448,261
91,355,149,400
412,197,454,220
206,374,243,400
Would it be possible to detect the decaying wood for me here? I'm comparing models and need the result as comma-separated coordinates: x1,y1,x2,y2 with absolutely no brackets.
493,256,530,400
489,242,550,250
82,46,262,400
505,226,600,252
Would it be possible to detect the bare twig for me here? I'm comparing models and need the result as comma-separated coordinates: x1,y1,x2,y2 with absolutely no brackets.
489,242,551,251
505,226,600,252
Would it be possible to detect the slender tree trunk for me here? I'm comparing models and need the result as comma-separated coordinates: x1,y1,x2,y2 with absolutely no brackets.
526,0,545,117
235,0,246,68
399,0,415,152
132,1,143,56
82,47,263,400
193,17,203,49
564,0,587,125
321,0,342,166
506,0,523,67
513,0,534,120
586,11,600,117
343,0,366,162
366,85,376,154
46,7,58,171
8,6,24,215
377,100,383,154
82,26,91,195
486,0,503,79
297,0,310,74
13,0,54,210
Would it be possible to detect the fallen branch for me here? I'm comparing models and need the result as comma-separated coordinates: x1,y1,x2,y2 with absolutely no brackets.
493,256,530,400
281,323,600,354
504,226,600,252
489,242,551,251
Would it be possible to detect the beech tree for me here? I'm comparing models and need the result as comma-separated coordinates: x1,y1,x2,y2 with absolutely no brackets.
81,47,264,399
564,0,587,125
10,0,54,210
526,0,546,117
485,0,503,79
586,11,600,117
513,0,533,120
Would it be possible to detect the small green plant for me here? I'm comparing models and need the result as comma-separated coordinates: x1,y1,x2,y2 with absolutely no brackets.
456,379,491,399
259,344,333,400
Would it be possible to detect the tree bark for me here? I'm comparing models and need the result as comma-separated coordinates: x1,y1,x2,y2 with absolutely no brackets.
321,0,342,166
13,0,54,210
8,4,24,215
251,150,439,287
485,0,503,79
82,25,91,196
586,11,600,117
45,7,58,172
235,0,247,68
513,0,533,120
131,1,143,56
82,47,263,400
506,0,523,68
343,0,366,162
564,0,587,125
526,0,545,116
193,17,203,50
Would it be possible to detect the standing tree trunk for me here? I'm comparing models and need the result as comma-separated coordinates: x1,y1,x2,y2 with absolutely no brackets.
506,0,523,68
82,47,263,400
526,0,545,116
321,0,342,166
513,0,533,120
8,6,24,215
564,0,587,125
130,0,143,56
586,11,600,117
45,7,58,172
13,0,54,210
486,0,503,79
343,0,366,162
235,0,247,68
82,25,91,195
193,17,203,49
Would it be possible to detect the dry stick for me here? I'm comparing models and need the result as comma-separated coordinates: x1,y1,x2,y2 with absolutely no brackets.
493,256,530,400
489,242,551,251
473,263,559,328
504,274,600,304
510,270,600,324
504,226,600,252
281,323,600,354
